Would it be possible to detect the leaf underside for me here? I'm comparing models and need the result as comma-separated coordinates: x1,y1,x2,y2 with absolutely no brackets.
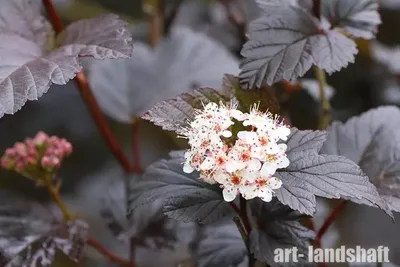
0,0,132,118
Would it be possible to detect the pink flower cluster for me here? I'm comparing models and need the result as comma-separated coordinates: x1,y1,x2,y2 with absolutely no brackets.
1,131,72,175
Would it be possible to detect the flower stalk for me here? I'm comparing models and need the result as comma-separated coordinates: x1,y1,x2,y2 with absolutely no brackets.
48,182,71,220
41,2,143,266
42,0,134,174
314,66,331,130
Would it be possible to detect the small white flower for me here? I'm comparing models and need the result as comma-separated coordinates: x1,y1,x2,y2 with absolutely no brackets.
180,101,290,203
230,109,247,121
237,131,258,145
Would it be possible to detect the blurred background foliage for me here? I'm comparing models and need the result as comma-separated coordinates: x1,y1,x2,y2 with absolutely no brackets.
2,0,400,266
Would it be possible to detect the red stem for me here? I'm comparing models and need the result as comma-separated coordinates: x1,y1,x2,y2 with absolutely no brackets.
131,121,143,173
229,202,241,214
315,200,347,247
312,0,321,19
240,196,252,235
42,0,63,33
43,2,141,267
42,0,134,174
87,238,130,266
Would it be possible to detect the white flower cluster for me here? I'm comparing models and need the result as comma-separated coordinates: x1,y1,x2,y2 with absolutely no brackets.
182,102,291,202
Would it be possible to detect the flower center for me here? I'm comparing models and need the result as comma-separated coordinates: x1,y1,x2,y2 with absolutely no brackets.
255,179,268,187
260,137,268,146
216,156,225,165
231,175,241,185
241,151,251,161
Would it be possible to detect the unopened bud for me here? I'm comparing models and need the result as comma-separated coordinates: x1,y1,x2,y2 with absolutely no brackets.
14,143,27,156
33,131,49,146
1,158,14,170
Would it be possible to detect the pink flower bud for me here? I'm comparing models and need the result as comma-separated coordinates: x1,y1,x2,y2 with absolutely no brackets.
14,143,27,157
1,158,13,170
15,160,26,171
26,156,37,165
49,136,59,144
5,148,16,157
62,142,72,155
27,147,38,157
33,131,49,146
41,156,60,170
41,156,51,167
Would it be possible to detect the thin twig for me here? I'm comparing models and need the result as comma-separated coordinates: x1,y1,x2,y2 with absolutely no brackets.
131,121,143,173
42,0,134,173
240,196,252,235
233,217,249,248
312,0,321,19
315,200,347,247
314,66,331,130
48,183,72,221
47,181,131,266
143,0,164,48
164,0,184,36
87,238,131,266
229,202,241,214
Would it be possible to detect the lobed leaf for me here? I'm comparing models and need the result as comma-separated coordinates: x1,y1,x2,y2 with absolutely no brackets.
0,190,88,267
321,0,381,39
82,169,182,250
312,30,358,74
239,4,357,88
191,219,247,267
141,88,232,135
321,106,400,212
275,128,392,216
249,199,314,266
0,0,132,118
128,151,234,224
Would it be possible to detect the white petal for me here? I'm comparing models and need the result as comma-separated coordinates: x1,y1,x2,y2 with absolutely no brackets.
183,163,195,173
220,119,234,129
261,162,277,176
266,143,280,154
278,143,288,151
277,156,290,168
200,157,216,170
250,146,264,160
258,188,273,202
223,186,237,202
215,171,230,184
277,126,291,140
184,151,193,160
242,120,253,127
237,131,258,144
225,160,246,173
240,169,257,183
247,159,261,172
221,130,232,138
231,110,247,121
239,184,257,200
205,102,218,111
268,177,282,189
